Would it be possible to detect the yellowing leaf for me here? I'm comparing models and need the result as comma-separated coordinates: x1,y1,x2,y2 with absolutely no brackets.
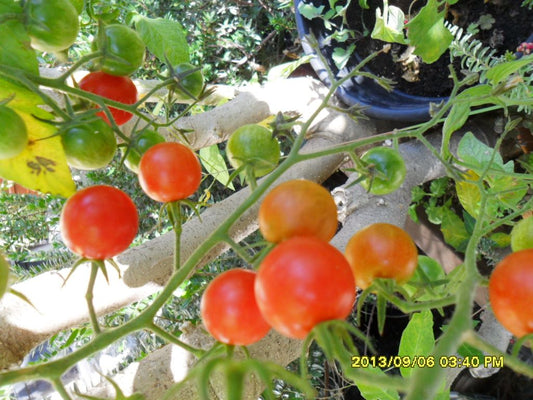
455,170,482,218
0,79,75,197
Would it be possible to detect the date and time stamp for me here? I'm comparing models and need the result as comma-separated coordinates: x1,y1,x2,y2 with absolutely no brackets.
351,355,505,369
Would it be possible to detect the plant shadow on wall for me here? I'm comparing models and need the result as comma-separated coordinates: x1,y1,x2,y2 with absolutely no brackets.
295,0,533,120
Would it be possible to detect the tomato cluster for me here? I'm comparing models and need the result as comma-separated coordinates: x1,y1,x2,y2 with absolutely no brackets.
201,178,420,344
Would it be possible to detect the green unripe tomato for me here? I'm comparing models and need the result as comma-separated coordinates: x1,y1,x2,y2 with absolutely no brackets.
0,106,28,160
227,124,280,178
61,118,117,170
25,0,80,53
0,252,10,300
172,63,204,99
511,217,533,252
124,130,166,173
94,24,145,76
360,147,406,195
68,0,84,14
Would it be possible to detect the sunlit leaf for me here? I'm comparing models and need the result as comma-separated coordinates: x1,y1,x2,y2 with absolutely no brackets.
371,2,407,44
398,310,434,378
134,16,190,66
199,145,234,190
407,0,453,63
0,79,75,197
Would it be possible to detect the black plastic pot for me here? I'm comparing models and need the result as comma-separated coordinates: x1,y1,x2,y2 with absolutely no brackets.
294,0,450,122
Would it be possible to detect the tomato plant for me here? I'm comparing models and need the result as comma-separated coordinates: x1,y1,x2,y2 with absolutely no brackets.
359,147,406,195
60,185,138,260
255,236,356,339
201,268,271,345
511,216,533,252
226,124,280,178
488,249,533,338
24,0,79,53
124,130,166,174
258,179,338,243
93,24,145,76
171,63,204,99
61,118,117,170
0,105,28,160
79,72,137,125
344,223,418,289
138,142,202,202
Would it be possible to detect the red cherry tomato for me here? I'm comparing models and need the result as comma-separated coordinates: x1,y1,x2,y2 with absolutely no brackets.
258,179,338,243
79,71,137,125
255,236,356,339
138,142,202,202
344,223,418,289
201,268,271,345
60,185,138,259
489,249,533,338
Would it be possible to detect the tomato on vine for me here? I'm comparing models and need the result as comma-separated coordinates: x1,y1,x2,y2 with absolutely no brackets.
226,124,280,178
0,106,28,160
138,142,202,202
255,236,356,339
359,147,406,195
258,179,338,243
124,130,166,174
201,269,271,345
510,216,533,252
344,223,418,289
79,72,137,126
488,249,533,338
61,118,117,170
93,24,145,76
171,63,204,100
24,0,79,53
60,185,138,260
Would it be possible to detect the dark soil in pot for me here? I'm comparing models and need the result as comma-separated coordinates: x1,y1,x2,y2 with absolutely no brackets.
343,0,533,97
296,0,533,120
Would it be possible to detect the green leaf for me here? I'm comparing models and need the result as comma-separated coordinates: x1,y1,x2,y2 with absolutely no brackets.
332,43,356,70
0,79,75,196
442,104,470,159
0,1,39,75
404,256,446,299
356,366,400,400
398,310,435,378
485,54,533,85
199,145,234,190
429,177,449,197
440,205,469,250
134,16,189,66
267,55,313,81
457,132,505,171
297,3,325,20
371,1,407,44
407,0,453,63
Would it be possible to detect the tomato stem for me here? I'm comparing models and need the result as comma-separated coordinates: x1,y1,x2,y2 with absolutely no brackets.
86,261,102,335
167,201,183,270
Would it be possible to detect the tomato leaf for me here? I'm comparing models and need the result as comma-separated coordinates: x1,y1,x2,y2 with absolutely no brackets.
371,1,407,44
0,79,75,197
485,54,533,85
0,1,39,75
406,0,453,63
398,310,435,378
440,206,469,250
199,144,235,190
134,16,190,67
355,366,400,400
